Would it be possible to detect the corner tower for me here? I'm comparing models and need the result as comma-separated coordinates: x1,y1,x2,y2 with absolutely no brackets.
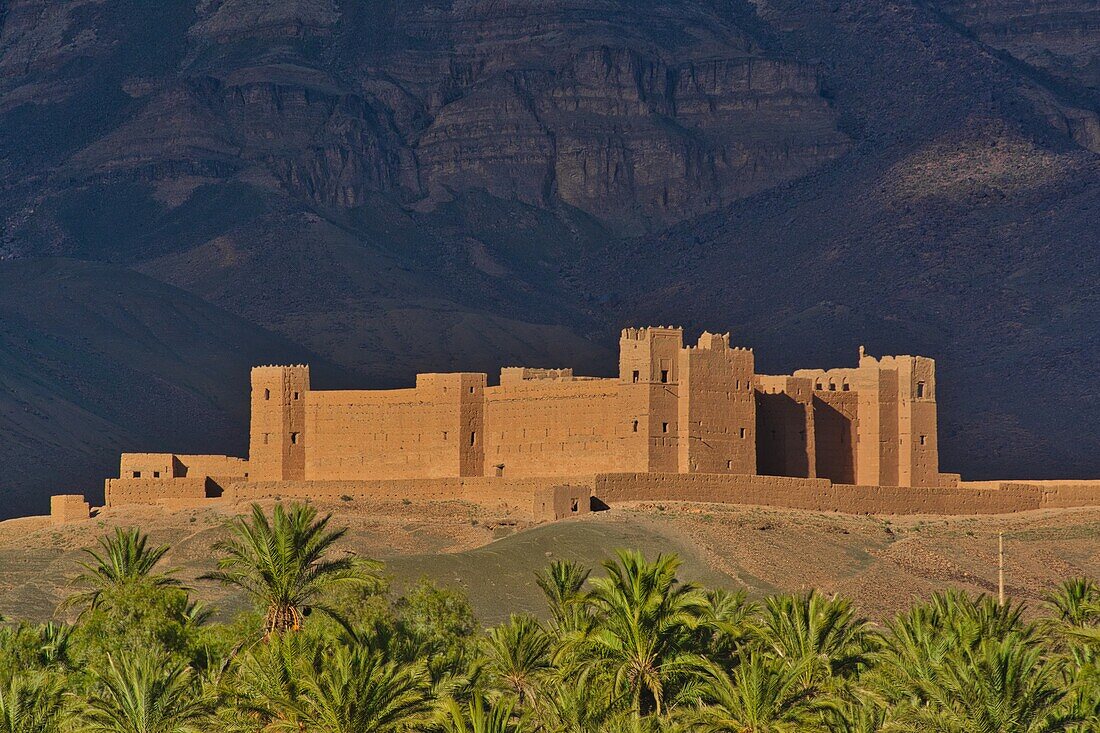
249,365,310,481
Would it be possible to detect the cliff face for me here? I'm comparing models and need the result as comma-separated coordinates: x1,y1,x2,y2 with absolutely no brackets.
1,0,1099,516
1,0,847,242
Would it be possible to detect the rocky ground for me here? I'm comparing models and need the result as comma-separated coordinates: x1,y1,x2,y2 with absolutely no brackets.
0,499,1094,625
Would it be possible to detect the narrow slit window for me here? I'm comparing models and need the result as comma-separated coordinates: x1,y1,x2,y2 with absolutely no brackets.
264,388,271,400
661,422,669,434
916,381,926,398
920,435,927,446
632,370,640,383
293,391,300,400
470,431,477,446
632,420,639,433
740,427,747,439
660,369,669,383
726,460,733,470
290,432,300,445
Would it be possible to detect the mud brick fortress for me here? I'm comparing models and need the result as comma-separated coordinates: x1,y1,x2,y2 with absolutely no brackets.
55,327,1098,524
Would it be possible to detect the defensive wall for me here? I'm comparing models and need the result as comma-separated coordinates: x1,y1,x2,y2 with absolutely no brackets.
76,325,1100,524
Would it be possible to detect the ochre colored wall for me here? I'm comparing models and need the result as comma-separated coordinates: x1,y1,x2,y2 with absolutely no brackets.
756,376,815,478
50,495,89,524
813,392,858,484
304,373,487,480
105,477,207,507
591,473,1058,515
249,366,309,481
483,377,644,477
677,335,756,474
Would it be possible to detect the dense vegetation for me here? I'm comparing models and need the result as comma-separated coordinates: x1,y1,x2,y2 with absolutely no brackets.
1,503,1096,732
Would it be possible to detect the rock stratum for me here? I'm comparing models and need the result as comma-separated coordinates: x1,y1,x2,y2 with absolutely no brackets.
0,0,1098,517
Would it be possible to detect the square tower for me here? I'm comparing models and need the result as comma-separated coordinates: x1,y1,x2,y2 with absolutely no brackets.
249,366,310,481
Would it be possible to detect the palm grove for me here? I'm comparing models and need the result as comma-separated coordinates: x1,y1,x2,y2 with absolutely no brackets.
0,503,1097,732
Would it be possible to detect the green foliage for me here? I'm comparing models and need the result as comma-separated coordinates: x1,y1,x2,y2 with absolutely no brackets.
0,505,1093,733
201,503,382,635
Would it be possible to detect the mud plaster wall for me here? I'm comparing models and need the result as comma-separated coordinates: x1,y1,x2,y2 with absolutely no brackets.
304,373,486,481
105,477,207,506
591,473,1098,515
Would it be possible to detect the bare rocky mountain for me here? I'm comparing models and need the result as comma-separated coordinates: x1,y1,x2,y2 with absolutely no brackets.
1,0,1098,516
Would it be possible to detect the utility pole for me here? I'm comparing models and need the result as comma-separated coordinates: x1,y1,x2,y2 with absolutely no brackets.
998,531,1005,607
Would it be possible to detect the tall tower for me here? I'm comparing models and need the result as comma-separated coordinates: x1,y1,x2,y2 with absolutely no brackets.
249,365,310,481
619,327,683,472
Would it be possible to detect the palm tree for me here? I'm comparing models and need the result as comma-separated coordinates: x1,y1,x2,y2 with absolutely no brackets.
758,591,874,686
571,550,707,718
483,615,552,705
66,528,179,612
201,503,378,634
689,653,830,732
0,672,65,733
81,654,213,733
697,589,756,664
284,645,430,733
434,696,520,733
886,634,1085,732
536,560,591,632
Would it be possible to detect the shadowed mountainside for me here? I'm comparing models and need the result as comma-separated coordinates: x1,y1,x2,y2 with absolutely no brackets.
1,0,1099,515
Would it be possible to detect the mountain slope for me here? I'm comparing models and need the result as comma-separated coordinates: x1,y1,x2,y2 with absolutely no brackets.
0,0,1098,510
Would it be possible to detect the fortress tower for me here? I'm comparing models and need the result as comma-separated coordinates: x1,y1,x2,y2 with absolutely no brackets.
249,365,310,481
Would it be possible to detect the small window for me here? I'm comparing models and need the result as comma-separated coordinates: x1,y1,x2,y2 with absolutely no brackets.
829,382,837,391
916,381,926,398
264,388,271,400
736,379,741,390
740,428,746,439
815,382,822,390
443,431,448,440
842,381,850,392
153,471,160,478
263,433,270,445
293,391,300,400
469,386,475,394
661,422,669,434
571,499,579,513
726,460,733,470
660,369,669,383
470,431,477,446
133,471,141,479
920,435,927,446
290,432,300,445
632,370,640,383
632,420,639,433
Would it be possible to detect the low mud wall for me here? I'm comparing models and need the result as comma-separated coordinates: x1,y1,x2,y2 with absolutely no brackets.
593,473,1100,515
225,476,597,520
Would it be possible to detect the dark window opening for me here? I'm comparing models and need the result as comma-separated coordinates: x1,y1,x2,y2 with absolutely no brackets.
726,460,733,470
293,391,300,400
632,420,639,433
153,471,160,478
740,428,747,439
264,389,271,400
660,369,669,383
291,432,300,445
842,382,850,392
469,386,475,394
815,382,822,390
829,382,837,391
470,431,477,446
632,370,640,383
133,471,141,479
571,499,579,513
916,381,926,398
920,435,927,446
661,422,669,434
